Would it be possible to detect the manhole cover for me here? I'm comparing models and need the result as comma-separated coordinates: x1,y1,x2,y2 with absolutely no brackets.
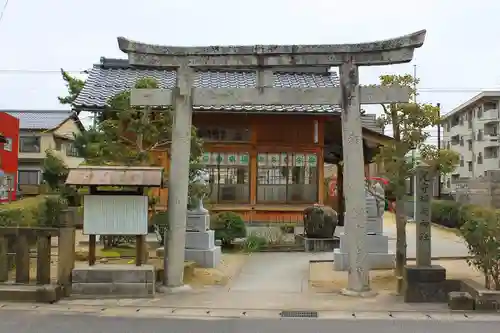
280,310,318,318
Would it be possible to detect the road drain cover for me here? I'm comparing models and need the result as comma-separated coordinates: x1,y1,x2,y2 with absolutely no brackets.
280,310,318,318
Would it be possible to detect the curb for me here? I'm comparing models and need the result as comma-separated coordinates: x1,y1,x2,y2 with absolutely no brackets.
2,303,500,321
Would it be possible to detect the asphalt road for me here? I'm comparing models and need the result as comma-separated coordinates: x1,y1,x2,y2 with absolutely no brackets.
0,311,499,333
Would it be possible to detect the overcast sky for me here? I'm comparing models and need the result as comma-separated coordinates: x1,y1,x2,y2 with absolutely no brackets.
0,0,499,144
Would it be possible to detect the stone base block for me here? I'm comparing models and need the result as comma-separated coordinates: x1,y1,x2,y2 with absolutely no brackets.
72,282,154,299
0,284,62,303
448,291,474,310
185,246,221,268
404,265,446,284
186,230,215,250
333,250,395,271
186,213,210,232
295,234,339,252
339,234,389,253
460,278,500,311
71,264,155,298
366,217,383,234
402,265,447,303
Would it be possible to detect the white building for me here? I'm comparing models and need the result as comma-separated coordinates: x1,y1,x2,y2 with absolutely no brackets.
442,91,500,192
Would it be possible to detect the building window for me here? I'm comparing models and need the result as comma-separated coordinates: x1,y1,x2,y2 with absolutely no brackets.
468,140,472,151
459,136,464,146
2,137,12,152
201,152,250,204
65,142,80,157
484,147,499,159
0,173,15,200
257,152,318,204
460,157,464,167
19,136,41,153
484,102,497,112
18,170,39,185
197,126,250,142
477,130,483,141
468,161,473,172
478,152,483,164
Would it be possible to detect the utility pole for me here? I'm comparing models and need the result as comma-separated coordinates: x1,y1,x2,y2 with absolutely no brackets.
412,64,418,220
437,102,441,198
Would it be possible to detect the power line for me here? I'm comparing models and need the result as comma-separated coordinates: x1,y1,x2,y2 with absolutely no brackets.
0,0,10,26
0,69,88,74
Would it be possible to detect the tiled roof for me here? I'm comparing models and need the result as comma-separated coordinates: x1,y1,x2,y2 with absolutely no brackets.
2,110,73,130
73,58,341,113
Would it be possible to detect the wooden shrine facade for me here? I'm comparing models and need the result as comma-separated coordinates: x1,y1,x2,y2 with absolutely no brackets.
152,112,391,223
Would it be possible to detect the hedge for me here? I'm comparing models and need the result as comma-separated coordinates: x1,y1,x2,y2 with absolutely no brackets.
431,199,491,229
0,195,67,227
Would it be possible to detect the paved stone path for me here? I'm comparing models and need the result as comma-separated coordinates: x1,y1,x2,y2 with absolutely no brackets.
227,252,313,293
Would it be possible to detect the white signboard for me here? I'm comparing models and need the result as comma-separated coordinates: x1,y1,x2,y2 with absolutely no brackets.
83,195,148,235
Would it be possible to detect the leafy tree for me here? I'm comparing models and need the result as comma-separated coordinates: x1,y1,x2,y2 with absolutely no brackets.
72,77,207,201
419,144,460,174
42,149,69,191
375,74,458,293
58,69,85,105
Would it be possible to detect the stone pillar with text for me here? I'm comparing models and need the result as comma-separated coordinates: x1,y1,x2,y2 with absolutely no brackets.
403,165,447,303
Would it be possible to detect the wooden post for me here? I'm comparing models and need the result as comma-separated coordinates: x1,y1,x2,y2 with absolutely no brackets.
415,165,432,267
0,235,8,282
88,235,96,266
15,233,30,283
57,209,76,295
135,235,144,266
36,235,51,285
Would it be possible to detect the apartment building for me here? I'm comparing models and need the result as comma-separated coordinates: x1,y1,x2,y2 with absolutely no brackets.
442,91,500,192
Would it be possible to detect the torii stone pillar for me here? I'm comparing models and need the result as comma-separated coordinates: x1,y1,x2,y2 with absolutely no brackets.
123,29,426,293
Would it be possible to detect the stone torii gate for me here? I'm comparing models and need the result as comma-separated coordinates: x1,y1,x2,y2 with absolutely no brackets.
126,30,426,294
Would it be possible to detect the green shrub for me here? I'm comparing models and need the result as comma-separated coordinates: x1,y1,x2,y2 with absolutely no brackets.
38,195,68,227
0,195,45,226
211,212,246,247
460,206,500,290
151,211,169,246
61,185,81,206
100,235,136,248
243,233,267,252
431,200,461,228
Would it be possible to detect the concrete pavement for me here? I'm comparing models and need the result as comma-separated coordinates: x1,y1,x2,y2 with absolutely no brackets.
1,309,499,333
227,252,313,293
382,214,470,259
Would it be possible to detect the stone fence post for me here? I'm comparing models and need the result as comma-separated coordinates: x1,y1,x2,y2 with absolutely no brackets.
57,208,76,296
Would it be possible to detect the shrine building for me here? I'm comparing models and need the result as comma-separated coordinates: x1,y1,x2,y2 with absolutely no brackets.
73,57,392,224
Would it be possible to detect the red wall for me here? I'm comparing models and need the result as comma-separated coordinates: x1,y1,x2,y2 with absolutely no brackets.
0,112,19,202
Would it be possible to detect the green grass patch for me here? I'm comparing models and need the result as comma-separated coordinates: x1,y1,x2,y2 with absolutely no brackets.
99,246,136,258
